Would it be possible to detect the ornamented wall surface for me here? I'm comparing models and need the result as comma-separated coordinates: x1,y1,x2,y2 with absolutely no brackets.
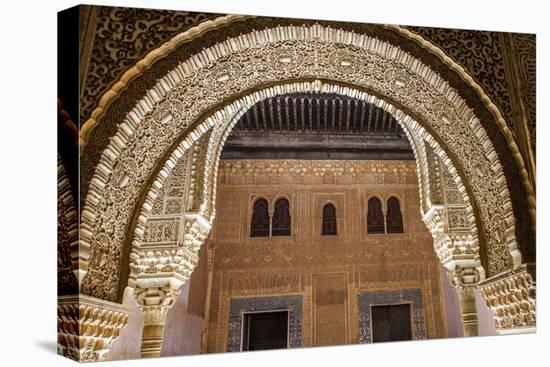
204,160,447,352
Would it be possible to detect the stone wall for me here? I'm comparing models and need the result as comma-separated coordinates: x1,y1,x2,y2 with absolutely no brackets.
204,159,448,352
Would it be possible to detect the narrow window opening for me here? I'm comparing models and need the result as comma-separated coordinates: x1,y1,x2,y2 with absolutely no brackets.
322,203,337,235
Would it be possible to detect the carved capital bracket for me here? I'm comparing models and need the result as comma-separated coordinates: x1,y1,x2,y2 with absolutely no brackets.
181,212,212,251
130,245,199,288
423,205,483,278
57,295,130,362
448,265,481,288
129,212,211,290
479,263,536,333
128,213,211,358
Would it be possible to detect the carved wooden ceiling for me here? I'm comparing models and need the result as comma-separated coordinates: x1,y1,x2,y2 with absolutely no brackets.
222,93,414,160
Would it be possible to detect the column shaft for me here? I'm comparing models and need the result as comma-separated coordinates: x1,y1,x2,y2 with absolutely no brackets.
141,323,166,357
457,287,479,336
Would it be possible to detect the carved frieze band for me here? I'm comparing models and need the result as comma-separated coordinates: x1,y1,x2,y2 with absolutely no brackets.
57,295,130,362
480,264,536,331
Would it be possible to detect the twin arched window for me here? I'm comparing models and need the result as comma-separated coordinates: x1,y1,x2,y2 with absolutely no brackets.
367,197,404,234
322,203,337,235
250,198,291,237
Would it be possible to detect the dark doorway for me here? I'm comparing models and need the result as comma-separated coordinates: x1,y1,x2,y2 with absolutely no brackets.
371,304,412,342
242,311,289,351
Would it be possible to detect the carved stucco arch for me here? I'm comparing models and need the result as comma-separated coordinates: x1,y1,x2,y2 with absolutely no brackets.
128,81,481,292
57,154,79,295
79,19,535,239
80,24,523,303
79,20,536,223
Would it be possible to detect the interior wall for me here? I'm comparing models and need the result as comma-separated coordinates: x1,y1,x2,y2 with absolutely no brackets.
205,159,448,352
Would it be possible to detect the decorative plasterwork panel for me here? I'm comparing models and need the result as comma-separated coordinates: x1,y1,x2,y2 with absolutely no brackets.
143,218,179,244
80,25,519,302
407,27,513,132
80,6,219,121
227,295,302,351
358,288,426,343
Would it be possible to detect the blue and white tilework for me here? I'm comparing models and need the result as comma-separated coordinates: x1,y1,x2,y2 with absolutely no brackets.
227,295,303,352
358,288,426,343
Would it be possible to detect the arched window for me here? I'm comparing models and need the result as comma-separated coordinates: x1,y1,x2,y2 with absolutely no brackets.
272,198,291,236
367,197,385,234
250,198,270,237
322,203,337,235
386,197,404,233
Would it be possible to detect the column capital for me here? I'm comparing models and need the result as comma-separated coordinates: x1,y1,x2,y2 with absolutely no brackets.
134,285,180,322
448,265,481,290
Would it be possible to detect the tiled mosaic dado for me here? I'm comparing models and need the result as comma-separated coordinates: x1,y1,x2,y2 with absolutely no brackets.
227,295,303,352
358,288,426,343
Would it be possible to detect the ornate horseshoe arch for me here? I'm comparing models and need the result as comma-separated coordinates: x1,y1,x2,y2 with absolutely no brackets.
74,24,535,357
